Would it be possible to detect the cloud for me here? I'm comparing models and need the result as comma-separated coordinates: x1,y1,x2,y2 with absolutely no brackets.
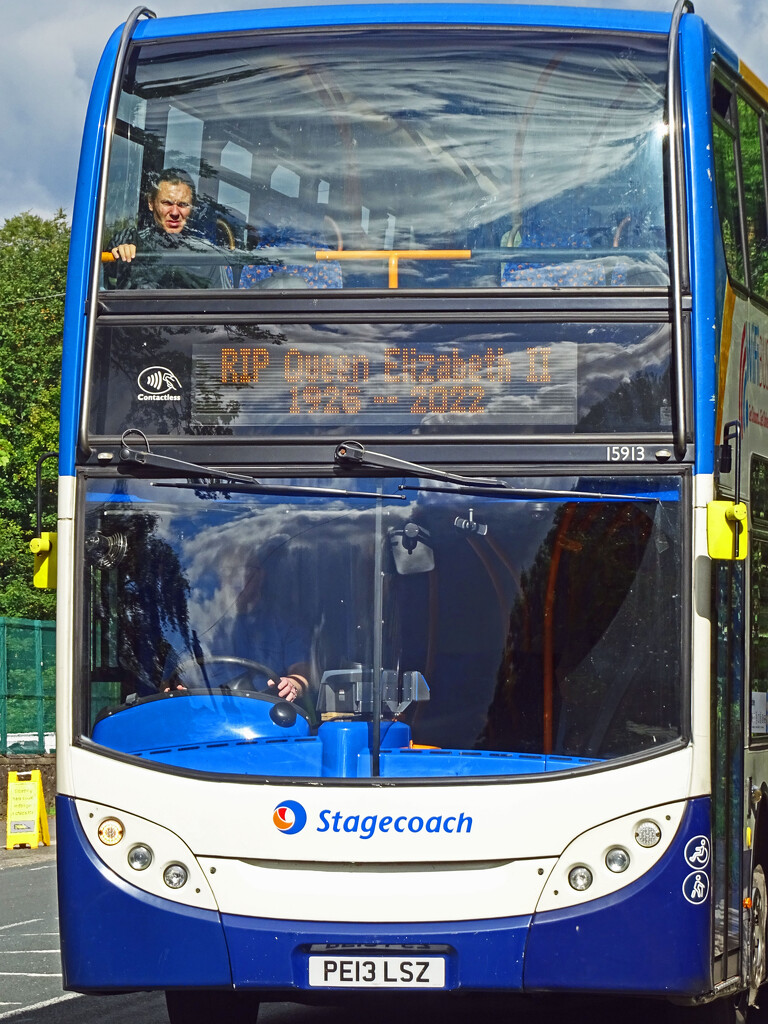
2,0,767,225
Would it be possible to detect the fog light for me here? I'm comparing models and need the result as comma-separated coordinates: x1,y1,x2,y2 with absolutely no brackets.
605,847,630,873
568,865,593,891
127,844,153,871
97,818,124,846
634,820,661,848
163,863,188,889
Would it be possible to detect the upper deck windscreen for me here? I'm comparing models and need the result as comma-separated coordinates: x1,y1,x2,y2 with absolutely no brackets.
102,28,670,292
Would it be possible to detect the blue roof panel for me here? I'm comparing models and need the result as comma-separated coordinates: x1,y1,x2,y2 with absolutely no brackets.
131,3,673,41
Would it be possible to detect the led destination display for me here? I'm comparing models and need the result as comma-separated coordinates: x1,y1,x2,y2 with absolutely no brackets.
191,333,578,427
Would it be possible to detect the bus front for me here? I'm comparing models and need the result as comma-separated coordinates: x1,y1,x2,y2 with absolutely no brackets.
56,5,707,1017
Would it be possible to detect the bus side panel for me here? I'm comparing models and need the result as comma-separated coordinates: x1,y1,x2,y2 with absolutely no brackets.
56,796,233,992
523,798,711,996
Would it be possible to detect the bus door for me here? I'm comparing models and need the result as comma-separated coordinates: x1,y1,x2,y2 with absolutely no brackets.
712,555,746,984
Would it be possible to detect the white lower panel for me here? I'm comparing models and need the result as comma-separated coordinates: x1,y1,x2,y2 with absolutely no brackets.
198,854,556,922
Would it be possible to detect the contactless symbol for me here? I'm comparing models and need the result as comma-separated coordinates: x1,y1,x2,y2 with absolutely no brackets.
137,366,182,396
682,870,710,905
684,835,711,869
273,800,307,835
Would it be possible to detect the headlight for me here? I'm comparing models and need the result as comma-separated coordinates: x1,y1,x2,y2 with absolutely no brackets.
605,847,630,873
634,820,661,848
568,865,593,891
163,863,189,889
127,844,153,871
97,818,124,846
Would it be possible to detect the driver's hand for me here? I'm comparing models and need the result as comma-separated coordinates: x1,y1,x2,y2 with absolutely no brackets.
269,676,302,702
111,243,137,262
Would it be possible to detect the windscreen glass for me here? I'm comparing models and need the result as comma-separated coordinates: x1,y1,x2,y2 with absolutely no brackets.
102,28,669,291
83,473,684,779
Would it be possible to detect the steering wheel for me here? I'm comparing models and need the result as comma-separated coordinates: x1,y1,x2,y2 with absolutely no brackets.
169,655,281,693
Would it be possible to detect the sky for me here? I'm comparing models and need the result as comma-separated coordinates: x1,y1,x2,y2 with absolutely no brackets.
2,0,767,227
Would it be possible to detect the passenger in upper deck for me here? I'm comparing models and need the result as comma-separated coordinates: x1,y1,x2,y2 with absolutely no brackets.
106,168,232,290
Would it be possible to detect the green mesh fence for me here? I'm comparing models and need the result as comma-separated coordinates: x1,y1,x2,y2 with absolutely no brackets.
0,618,56,755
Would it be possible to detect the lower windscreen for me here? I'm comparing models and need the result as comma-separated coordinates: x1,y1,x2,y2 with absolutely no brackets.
82,472,683,779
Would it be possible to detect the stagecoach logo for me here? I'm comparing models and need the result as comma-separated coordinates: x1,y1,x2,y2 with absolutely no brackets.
137,366,182,401
273,800,307,835
273,799,473,840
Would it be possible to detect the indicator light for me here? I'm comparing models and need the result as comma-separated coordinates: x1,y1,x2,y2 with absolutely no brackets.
634,820,661,848
97,818,124,846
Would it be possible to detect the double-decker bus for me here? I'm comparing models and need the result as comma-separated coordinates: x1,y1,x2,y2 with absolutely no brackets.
38,0,768,1020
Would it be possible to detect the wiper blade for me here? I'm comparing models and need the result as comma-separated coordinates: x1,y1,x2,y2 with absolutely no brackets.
119,430,403,500
399,483,661,502
334,440,505,488
153,481,404,500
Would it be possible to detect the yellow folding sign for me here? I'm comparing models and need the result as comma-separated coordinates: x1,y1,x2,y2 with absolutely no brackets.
6,769,50,850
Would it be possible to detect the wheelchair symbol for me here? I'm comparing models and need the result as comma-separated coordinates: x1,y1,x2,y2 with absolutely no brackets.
684,835,711,869
682,870,710,905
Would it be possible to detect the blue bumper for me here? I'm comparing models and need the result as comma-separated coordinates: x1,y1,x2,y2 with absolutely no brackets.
57,795,712,996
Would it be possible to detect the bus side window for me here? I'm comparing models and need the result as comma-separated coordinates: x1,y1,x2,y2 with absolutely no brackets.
712,77,746,286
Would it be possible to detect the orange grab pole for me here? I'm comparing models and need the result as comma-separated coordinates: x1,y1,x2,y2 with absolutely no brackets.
103,248,473,287
316,249,471,289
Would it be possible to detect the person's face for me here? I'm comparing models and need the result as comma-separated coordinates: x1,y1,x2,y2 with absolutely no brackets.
148,181,194,234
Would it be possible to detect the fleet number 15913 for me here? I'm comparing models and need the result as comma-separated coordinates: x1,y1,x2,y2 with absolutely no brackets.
606,445,646,462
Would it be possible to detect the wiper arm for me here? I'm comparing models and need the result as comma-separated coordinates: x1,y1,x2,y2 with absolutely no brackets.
120,429,262,485
119,430,404,500
334,440,506,488
120,439,257,486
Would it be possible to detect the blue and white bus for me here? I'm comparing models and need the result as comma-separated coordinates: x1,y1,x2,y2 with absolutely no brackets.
41,1,768,1020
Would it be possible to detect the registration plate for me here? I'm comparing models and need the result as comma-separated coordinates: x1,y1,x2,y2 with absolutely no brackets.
308,955,445,988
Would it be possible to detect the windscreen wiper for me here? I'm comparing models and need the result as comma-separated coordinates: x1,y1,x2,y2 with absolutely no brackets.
333,441,657,501
334,440,506,488
119,431,404,500
398,483,665,502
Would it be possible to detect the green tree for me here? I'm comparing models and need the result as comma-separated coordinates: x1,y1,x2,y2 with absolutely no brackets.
0,211,68,620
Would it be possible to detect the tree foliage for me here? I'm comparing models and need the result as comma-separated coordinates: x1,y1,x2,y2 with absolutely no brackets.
0,211,68,620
